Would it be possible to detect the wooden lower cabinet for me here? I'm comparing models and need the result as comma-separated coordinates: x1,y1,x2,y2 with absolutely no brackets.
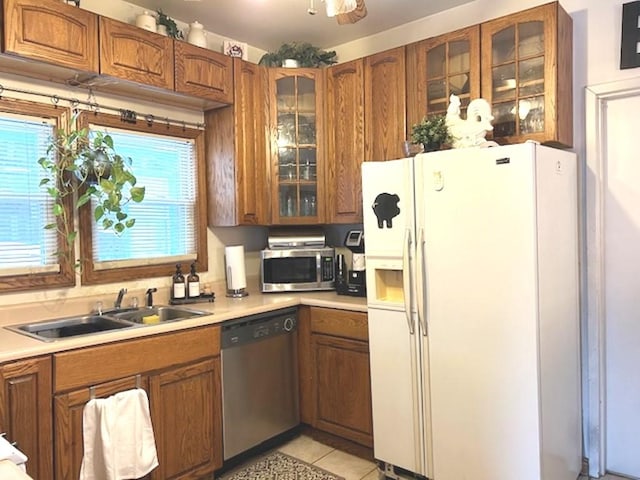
54,375,145,480
149,357,222,480
52,326,221,480
0,356,53,480
299,306,373,447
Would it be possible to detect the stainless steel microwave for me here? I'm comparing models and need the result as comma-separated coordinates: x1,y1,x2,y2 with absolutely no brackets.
260,247,335,292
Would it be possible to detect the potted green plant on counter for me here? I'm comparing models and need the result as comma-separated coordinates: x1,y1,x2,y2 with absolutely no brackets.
259,42,338,67
38,113,145,268
410,114,453,152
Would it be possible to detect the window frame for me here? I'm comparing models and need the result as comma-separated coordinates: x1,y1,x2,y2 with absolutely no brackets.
0,99,75,293
77,111,208,285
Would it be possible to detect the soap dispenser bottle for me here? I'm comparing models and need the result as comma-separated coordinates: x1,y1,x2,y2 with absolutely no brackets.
187,262,200,298
172,263,186,300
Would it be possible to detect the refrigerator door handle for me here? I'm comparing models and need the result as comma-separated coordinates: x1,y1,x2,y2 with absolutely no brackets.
416,227,427,336
403,228,415,335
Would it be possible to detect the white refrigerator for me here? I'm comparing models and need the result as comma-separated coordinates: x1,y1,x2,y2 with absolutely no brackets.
362,143,581,480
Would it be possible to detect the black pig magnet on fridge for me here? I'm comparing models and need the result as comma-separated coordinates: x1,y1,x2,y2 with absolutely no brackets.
372,193,400,229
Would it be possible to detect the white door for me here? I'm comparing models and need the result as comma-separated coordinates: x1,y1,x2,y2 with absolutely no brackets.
417,146,543,480
598,88,640,476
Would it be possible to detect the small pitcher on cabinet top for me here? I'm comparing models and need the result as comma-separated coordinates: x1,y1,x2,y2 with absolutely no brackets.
186,21,207,47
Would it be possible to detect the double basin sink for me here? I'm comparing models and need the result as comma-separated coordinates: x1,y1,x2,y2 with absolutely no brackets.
6,305,211,342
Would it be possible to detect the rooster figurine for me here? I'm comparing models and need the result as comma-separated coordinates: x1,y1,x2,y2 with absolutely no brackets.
445,94,498,149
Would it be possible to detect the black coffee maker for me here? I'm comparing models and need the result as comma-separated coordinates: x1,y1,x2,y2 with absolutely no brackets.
336,230,366,297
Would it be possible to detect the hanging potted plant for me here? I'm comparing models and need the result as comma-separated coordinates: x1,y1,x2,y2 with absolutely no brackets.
38,113,145,268
410,114,453,152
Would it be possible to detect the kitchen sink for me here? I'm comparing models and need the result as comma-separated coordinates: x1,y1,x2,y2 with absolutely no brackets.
110,305,210,324
6,306,211,342
6,315,136,342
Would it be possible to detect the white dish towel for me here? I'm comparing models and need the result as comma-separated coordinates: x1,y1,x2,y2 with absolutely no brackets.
79,388,159,480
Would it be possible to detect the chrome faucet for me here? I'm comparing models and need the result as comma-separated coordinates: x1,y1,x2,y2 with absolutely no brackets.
114,288,127,309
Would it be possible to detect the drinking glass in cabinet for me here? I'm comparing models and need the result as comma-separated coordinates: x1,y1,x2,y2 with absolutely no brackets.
300,189,317,216
299,148,316,180
277,77,296,108
278,148,297,180
279,185,297,217
427,79,447,111
518,96,544,134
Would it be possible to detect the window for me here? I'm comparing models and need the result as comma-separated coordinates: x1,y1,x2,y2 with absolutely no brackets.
77,112,208,285
0,100,74,292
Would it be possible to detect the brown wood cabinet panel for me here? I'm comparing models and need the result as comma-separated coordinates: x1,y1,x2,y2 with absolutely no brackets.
364,47,406,161
310,307,368,341
54,375,144,480
206,59,269,226
54,326,220,392
480,1,572,147
312,334,373,447
2,0,99,72
174,41,233,104
326,59,365,223
99,16,174,90
149,358,221,479
0,356,53,480
298,305,313,424
406,25,481,129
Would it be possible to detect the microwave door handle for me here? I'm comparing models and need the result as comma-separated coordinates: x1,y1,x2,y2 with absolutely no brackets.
316,253,322,286
403,228,415,335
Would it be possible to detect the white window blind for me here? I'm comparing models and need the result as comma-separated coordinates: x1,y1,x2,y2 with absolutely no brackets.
0,114,58,276
90,125,198,269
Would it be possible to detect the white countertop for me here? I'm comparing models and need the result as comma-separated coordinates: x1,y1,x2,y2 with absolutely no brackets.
0,289,367,363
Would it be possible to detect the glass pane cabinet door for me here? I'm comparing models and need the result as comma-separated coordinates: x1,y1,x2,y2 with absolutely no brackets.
426,39,472,115
489,20,545,140
274,71,319,221
406,26,480,129
480,1,577,148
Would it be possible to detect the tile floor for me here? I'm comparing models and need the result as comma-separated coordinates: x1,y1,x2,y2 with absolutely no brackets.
248,434,632,480
277,434,378,480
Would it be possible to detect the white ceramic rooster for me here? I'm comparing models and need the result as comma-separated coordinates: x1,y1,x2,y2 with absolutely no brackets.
445,94,498,149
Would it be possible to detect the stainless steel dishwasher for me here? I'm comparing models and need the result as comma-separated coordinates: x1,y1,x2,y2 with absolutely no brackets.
221,307,299,460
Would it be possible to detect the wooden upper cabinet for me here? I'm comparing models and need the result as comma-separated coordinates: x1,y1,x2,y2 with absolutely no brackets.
0,356,53,480
364,46,406,161
174,41,233,104
268,68,325,225
206,58,268,226
406,25,480,130
99,16,174,90
326,59,365,224
2,0,98,72
481,1,572,147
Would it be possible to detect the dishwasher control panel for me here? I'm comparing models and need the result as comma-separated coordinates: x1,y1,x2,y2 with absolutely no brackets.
221,307,297,348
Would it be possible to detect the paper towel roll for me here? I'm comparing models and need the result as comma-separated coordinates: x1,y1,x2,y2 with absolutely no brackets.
225,245,247,290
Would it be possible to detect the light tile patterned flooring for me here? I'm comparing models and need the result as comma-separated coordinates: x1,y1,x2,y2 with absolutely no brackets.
254,434,634,480
277,434,378,480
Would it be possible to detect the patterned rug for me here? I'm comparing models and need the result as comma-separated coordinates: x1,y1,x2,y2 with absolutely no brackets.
219,451,345,480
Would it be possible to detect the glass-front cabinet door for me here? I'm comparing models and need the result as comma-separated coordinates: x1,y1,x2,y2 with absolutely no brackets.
481,2,573,147
406,26,480,130
269,69,324,224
